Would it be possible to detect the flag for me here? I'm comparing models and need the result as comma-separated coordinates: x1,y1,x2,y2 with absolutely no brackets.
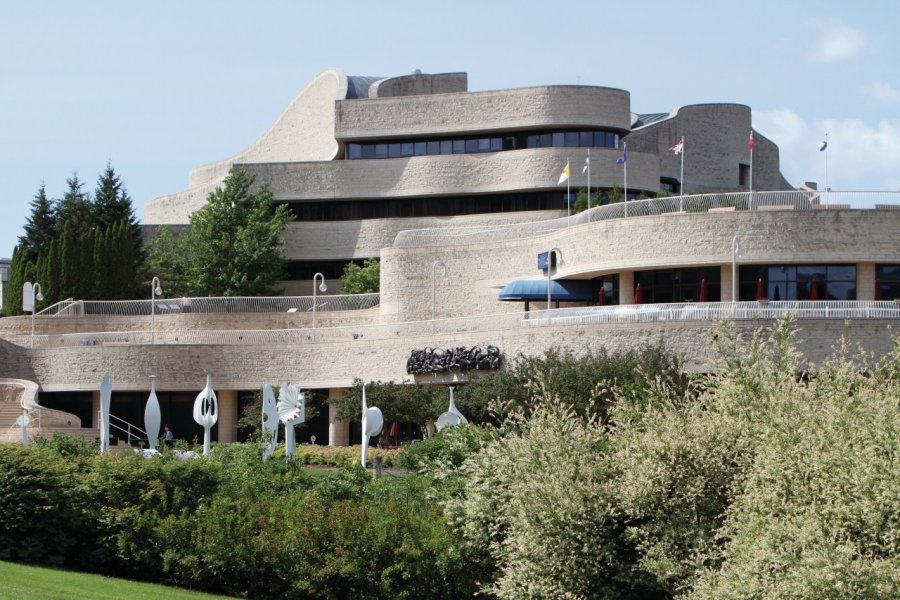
581,155,589,175
670,136,684,155
748,131,755,152
557,161,570,184
819,140,828,151
616,147,627,165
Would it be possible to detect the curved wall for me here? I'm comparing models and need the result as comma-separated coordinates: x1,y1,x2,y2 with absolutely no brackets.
335,86,632,140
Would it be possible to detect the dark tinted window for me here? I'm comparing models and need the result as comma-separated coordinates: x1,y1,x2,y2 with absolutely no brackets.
440,140,452,154
427,141,440,154
347,144,362,159
453,140,465,153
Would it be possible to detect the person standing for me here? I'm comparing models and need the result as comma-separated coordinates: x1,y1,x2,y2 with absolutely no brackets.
164,424,175,448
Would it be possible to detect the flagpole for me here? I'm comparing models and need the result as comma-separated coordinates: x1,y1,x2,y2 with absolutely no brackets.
749,131,754,209
566,158,571,223
679,138,685,212
587,148,591,220
824,132,829,206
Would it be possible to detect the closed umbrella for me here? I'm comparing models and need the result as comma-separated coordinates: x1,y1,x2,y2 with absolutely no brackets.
875,278,883,301
389,421,400,438
809,277,819,301
699,278,708,303
597,286,606,306
634,283,643,304
756,278,765,301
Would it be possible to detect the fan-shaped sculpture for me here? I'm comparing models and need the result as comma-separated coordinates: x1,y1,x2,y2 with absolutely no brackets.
144,376,161,451
192,374,218,457
436,386,469,431
99,372,112,453
360,382,384,468
261,383,280,461
277,383,306,460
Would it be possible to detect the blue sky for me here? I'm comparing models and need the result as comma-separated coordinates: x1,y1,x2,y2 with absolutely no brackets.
2,0,899,258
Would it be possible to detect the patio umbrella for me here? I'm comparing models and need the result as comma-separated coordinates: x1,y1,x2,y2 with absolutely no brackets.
875,278,883,301
634,283,643,304
389,421,400,438
756,278,765,301
699,278,708,303
809,277,819,301
597,287,606,306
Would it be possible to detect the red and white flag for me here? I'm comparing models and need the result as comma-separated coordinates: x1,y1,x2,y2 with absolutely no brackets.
748,131,755,152
670,136,684,155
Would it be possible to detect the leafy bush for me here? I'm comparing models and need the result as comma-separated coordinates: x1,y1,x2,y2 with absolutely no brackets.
394,424,495,472
33,432,99,458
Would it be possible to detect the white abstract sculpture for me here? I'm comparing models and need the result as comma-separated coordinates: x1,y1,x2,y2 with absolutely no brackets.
16,414,30,445
144,376,161,451
261,383,280,461
277,384,306,460
192,374,218,457
436,386,468,431
99,371,112,452
360,382,383,468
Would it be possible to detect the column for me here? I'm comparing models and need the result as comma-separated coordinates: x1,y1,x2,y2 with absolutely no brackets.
721,264,735,302
217,389,237,443
91,390,100,428
619,271,634,304
328,388,350,447
857,262,876,301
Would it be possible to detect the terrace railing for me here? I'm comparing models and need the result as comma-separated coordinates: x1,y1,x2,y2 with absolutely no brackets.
393,190,900,248
7,301,900,349
35,293,380,318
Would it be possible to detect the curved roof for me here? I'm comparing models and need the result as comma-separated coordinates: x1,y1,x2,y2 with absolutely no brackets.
346,75,382,99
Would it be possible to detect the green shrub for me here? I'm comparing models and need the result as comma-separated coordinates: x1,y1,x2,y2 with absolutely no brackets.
394,424,495,472
33,432,99,458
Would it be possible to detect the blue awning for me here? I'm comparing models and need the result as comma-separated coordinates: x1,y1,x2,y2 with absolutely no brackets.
499,279,592,302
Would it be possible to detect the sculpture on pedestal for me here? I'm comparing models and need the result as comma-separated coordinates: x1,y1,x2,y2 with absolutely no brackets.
277,384,306,460
261,383,280,461
436,386,469,431
360,382,383,468
144,376,161,451
99,372,112,453
192,374,218,457
16,414,30,445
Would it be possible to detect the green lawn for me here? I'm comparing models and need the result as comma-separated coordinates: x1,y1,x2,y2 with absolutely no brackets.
0,561,235,599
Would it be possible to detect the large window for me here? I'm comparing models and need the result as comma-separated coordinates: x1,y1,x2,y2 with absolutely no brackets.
739,264,856,301
346,128,621,160
876,265,900,300
634,268,721,303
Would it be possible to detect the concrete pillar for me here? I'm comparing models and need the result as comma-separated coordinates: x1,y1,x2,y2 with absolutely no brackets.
328,388,350,447
721,264,735,302
857,262,876,301
619,271,634,304
217,389,237,443
91,391,100,428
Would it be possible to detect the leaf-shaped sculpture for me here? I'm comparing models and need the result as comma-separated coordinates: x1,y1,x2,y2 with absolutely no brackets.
261,383,280,461
277,383,305,460
436,386,468,432
192,374,218,457
99,372,112,453
360,382,384,467
144,376,161,451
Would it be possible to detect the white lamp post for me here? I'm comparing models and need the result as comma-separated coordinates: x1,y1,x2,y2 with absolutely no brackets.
29,282,43,348
431,260,448,322
150,276,162,344
731,237,739,303
312,272,326,329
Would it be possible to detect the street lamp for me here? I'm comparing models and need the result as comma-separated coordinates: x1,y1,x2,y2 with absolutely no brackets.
431,260,448,322
312,272,327,329
546,247,561,310
151,276,162,344
731,237,739,303
30,283,43,348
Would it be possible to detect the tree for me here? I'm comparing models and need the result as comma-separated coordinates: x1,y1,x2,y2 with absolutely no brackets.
571,188,602,214
93,164,144,297
166,169,292,296
19,184,57,262
339,258,380,294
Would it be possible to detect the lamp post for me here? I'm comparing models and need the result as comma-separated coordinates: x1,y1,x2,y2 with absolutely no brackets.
312,272,326,329
546,247,561,310
151,276,162,344
731,237,739,303
431,260,448,322
30,283,43,348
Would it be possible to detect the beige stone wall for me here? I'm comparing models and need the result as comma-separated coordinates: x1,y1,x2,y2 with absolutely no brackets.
335,85,631,140
369,72,467,98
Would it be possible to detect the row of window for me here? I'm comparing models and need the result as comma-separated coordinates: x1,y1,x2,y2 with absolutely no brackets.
345,129,621,160
739,264,856,301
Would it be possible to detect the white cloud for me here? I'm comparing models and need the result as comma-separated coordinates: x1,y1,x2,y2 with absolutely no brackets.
809,20,867,63
755,108,900,191
862,81,900,104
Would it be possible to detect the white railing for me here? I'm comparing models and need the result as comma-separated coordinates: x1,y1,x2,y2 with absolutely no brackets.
36,293,380,318
102,411,148,447
393,191,900,248
5,301,900,349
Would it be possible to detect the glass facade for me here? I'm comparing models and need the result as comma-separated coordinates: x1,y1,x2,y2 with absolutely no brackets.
876,264,900,300
346,128,620,160
738,264,857,301
634,268,722,303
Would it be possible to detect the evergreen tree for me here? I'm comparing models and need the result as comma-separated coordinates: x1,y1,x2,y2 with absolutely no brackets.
56,174,92,239
93,164,144,297
19,183,58,262
46,239,61,305
4,247,25,316
57,222,77,301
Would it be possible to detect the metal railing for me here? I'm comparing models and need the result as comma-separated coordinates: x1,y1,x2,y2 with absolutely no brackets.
6,301,900,349
35,293,380,318
393,191,900,248
102,411,148,447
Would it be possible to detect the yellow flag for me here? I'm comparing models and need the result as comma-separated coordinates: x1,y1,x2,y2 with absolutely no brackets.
557,162,570,185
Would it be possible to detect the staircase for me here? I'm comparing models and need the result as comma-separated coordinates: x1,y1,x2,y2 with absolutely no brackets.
0,380,102,445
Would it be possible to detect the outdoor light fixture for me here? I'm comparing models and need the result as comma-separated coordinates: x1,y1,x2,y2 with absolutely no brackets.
312,272,326,328
151,276,163,344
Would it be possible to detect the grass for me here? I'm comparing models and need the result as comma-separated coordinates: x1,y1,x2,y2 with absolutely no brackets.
0,561,235,599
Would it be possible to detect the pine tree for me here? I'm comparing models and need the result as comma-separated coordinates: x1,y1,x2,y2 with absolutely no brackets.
46,239,61,305
78,228,95,300
19,183,58,262
57,174,92,238
57,221,77,301
4,247,25,316
93,164,144,297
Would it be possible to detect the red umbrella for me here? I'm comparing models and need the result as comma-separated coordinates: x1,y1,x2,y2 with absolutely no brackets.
875,278,883,301
699,278,708,303
389,421,399,438
809,277,819,301
634,283,643,304
756,278,765,301
597,287,606,306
